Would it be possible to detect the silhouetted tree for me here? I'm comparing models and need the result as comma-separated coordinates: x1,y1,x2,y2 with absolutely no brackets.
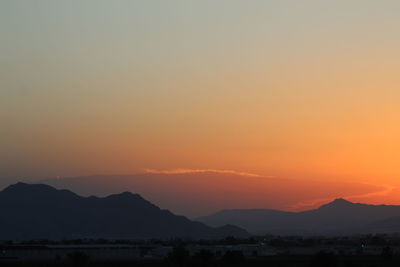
166,247,191,267
381,246,394,267
66,251,89,267
223,250,245,265
381,246,393,258
193,249,215,267
310,250,337,267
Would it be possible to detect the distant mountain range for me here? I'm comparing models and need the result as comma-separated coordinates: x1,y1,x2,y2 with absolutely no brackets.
2,182,400,239
39,173,384,218
0,183,248,240
196,198,400,235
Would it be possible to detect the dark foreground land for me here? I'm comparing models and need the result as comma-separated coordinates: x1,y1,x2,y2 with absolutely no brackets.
3,235,400,267
2,255,400,267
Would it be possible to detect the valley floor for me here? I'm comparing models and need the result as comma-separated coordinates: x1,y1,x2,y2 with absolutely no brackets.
1,255,400,267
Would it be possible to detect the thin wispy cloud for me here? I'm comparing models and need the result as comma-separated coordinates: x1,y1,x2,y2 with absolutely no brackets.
143,168,267,178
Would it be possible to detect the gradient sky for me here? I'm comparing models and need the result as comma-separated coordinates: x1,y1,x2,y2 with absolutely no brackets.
2,1,400,207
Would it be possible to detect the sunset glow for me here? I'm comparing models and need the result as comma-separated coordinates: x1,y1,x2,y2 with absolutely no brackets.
2,1,400,215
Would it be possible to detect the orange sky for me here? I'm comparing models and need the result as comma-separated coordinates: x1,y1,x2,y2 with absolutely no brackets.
1,1,400,209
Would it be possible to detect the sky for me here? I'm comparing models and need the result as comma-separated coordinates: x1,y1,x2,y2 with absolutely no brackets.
1,1,400,210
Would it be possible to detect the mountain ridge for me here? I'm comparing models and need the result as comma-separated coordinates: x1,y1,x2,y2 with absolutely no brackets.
38,173,385,218
0,182,249,240
197,198,400,235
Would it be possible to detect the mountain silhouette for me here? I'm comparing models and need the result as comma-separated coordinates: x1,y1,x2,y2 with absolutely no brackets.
318,198,353,208
0,182,248,240
197,198,400,235
39,174,384,218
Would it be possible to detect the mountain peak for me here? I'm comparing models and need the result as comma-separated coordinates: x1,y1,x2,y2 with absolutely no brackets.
319,198,354,209
3,182,53,192
332,198,352,204
1,182,80,201
107,191,142,199
5,181,29,188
